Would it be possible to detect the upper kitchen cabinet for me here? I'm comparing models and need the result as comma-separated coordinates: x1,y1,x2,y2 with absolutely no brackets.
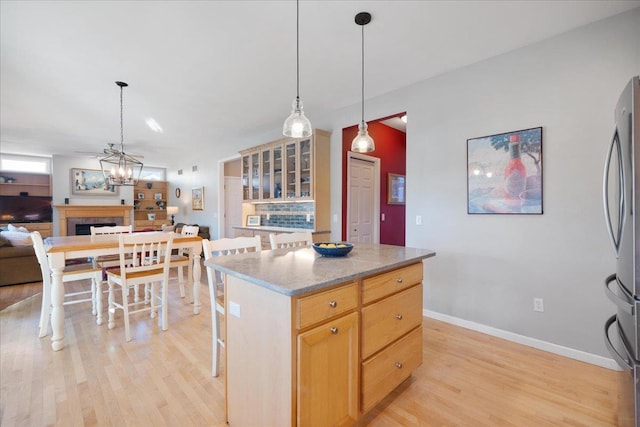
240,129,330,203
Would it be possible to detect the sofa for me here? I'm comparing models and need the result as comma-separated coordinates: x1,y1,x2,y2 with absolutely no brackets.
0,230,42,286
173,223,210,240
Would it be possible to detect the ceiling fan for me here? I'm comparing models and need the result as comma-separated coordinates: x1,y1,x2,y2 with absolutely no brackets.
74,143,145,158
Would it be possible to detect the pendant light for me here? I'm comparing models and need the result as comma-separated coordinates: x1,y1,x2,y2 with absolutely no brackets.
351,12,374,153
283,0,312,138
100,81,144,186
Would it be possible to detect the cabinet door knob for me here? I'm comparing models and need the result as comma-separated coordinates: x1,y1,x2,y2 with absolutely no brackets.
395,362,403,369
396,278,403,283
330,327,339,335
329,300,338,308
395,314,403,320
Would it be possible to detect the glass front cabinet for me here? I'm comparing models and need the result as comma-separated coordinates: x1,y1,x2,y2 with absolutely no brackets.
241,135,321,202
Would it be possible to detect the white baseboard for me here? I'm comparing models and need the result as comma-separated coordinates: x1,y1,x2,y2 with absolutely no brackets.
423,309,621,371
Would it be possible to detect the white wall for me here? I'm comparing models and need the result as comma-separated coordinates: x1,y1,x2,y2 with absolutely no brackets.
322,8,639,358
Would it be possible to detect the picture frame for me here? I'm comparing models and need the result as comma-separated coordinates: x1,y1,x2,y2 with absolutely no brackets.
71,168,117,196
467,126,543,214
387,173,406,205
154,192,162,200
192,186,204,210
247,215,260,226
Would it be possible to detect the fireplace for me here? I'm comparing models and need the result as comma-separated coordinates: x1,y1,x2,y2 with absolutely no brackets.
75,222,117,236
54,205,133,236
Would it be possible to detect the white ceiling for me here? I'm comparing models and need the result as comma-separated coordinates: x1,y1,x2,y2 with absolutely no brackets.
1,1,638,167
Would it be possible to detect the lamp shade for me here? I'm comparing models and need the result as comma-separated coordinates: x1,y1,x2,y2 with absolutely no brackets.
351,121,375,153
166,206,179,215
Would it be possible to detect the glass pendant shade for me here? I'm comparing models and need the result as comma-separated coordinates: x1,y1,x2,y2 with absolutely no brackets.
283,97,312,138
351,121,375,153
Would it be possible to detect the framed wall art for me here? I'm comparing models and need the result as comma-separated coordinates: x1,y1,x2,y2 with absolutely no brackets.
246,215,260,226
388,173,406,205
71,168,117,196
467,126,543,214
192,186,204,210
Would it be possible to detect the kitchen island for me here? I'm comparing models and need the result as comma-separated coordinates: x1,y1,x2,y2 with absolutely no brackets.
206,243,435,427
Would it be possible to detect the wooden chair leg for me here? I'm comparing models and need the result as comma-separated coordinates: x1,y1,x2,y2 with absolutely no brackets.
122,284,131,342
212,309,220,377
38,283,51,338
177,266,186,298
161,279,168,331
95,275,103,326
108,279,115,330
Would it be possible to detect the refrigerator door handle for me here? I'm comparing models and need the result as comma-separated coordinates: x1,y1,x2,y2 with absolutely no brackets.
604,273,634,315
603,128,625,257
604,314,634,369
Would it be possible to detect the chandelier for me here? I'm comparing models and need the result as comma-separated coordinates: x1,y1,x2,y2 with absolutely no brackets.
100,81,143,186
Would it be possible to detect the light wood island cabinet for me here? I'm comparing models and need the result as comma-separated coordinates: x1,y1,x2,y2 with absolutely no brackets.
208,244,435,426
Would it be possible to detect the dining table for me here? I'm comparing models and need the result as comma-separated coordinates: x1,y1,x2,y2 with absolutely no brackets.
44,232,203,351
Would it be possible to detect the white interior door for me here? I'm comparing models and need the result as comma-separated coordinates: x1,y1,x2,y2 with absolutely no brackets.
348,157,376,243
224,176,242,238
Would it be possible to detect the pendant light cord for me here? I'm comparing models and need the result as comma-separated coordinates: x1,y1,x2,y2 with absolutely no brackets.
361,22,365,125
120,85,124,152
296,0,300,100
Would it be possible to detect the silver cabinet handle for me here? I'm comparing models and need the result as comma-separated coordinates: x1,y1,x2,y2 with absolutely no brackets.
603,128,625,257
396,278,403,283
329,300,337,308
395,362,403,369
330,327,339,334
604,314,634,369
604,274,634,315
395,314,403,320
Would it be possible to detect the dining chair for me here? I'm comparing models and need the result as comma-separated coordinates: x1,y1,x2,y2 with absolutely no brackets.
31,231,104,338
106,232,174,342
90,224,134,268
269,230,313,250
169,225,199,299
202,236,262,376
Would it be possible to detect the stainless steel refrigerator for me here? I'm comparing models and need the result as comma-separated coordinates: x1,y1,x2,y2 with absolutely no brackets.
604,75,640,427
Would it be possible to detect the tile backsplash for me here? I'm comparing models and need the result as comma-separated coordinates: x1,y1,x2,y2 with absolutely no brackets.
254,202,314,229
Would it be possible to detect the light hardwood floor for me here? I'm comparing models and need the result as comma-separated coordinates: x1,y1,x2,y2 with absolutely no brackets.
0,277,619,426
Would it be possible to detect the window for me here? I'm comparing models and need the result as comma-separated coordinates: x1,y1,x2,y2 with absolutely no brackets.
0,154,51,173
139,166,166,181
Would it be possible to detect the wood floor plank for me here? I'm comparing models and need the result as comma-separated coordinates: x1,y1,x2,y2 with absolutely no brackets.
0,275,620,426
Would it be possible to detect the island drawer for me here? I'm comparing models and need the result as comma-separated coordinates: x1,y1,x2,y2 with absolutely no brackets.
361,326,423,412
296,282,358,329
361,284,422,359
362,262,423,304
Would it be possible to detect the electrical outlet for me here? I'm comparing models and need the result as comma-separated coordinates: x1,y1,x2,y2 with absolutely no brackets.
306,213,311,222
533,298,544,312
229,301,241,318
381,213,385,221
416,215,422,225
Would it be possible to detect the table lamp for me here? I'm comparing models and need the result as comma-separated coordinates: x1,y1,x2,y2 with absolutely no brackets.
166,206,179,225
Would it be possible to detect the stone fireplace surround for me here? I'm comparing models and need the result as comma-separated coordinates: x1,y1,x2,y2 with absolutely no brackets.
54,205,133,236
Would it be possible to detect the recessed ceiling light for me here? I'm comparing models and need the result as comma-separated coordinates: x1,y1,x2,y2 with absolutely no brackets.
146,118,163,133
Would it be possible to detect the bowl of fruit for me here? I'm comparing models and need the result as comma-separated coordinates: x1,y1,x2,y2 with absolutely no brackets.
312,242,354,257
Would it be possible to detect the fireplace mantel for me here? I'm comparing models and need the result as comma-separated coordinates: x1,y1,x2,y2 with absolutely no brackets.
54,205,133,236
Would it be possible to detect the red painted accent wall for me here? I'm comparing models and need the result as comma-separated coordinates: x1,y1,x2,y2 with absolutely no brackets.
342,121,406,246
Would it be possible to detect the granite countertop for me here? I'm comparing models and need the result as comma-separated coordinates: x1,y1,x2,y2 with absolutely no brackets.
205,243,436,297
233,225,330,234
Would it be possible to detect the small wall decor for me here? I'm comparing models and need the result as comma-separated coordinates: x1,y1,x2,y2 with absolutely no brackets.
137,193,145,199
387,173,406,205
71,168,117,195
175,188,181,198
192,186,204,210
247,215,260,226
154,192,162,200
467,126,543,214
